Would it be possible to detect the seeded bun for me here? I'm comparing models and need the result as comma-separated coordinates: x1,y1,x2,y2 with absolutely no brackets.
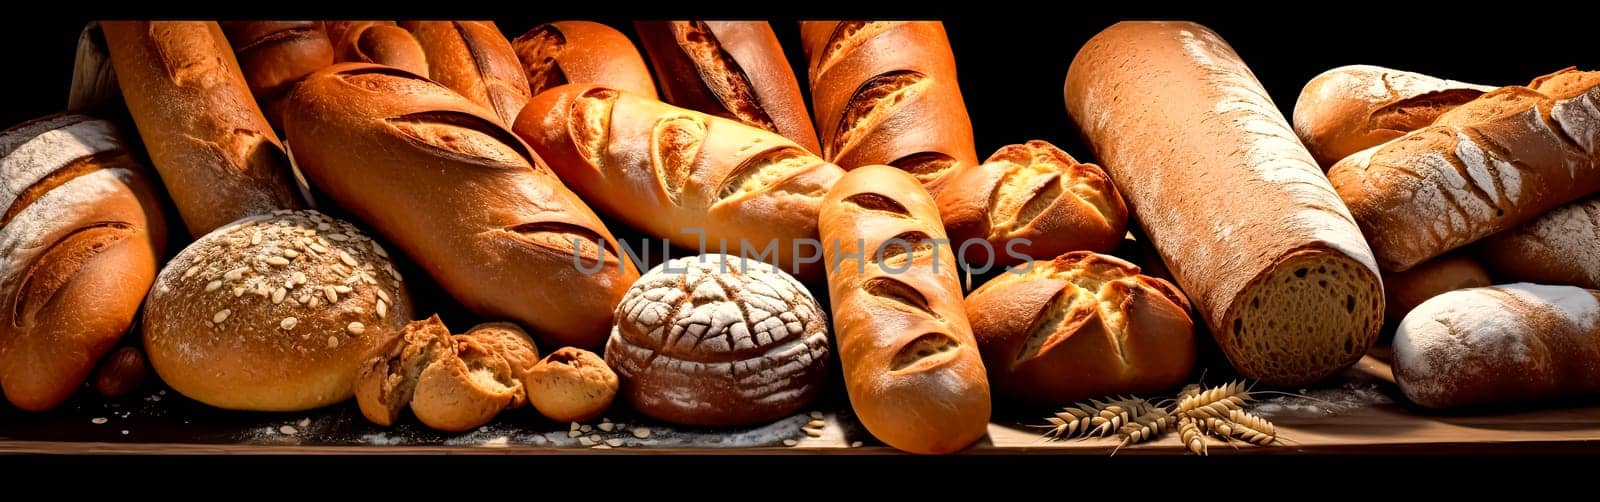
526,347,617,423
143,210,413,411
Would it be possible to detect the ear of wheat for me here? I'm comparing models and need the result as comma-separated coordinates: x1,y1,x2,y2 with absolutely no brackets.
1178,416,1206,456
1176,379,1251,419
1036,379,1285,455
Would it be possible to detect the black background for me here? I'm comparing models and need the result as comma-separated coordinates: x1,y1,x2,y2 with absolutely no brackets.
4,9,1597,163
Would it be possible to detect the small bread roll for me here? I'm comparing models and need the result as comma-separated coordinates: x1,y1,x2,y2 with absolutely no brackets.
410,336,522,433
457,322,539,407
525,347,618,423
966,252,1196,405
1381,253,1491,323
143,210,412,411
354,315,452,426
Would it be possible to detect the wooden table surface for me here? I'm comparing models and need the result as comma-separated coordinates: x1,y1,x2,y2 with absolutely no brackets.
4,353,1598,455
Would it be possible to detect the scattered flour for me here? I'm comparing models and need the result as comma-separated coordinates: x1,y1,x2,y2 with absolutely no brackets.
1254,381,1393,417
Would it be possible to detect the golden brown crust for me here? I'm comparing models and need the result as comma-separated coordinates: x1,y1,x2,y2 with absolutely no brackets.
219,21,335,130
1330,68,1600,272
457,322,539,407
284,64,637,349
527,347,617,423
514,84,843,281
819,164,990,454
143,210,412,412
326,21,429,76
101,21,305,238
1293,65,1492,168
637,21,819,154
0,115,166,411
1065,22,1385,386
409,336,521,432
1381,252,1491,323
966,252,1195,405
935,141,1128,266
1478,196,1600,290
402,21,531,126
354,316,452,426
93,346,148,398
800,21,976,194
513,21,657,99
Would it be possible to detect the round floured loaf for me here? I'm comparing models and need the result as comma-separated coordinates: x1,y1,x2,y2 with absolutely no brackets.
606,253,830,426
144,210,412,411
1393,283,1600,409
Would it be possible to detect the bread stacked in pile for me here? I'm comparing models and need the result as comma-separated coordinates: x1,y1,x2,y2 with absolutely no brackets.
1,18,1594,455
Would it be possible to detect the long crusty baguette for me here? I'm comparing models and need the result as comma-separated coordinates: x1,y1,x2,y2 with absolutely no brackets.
513,83,844,281
1478,196,1600,289
69,22,121,116
324,21,429,76
1065,21,1385,387
1329,68,1600,272
219,21,334,130
800,21,977,195
819,164,990,455
1294,65,1493,168
512,21,657,99
0,115,166,411
1393,283,1600,409
102,21,304,238
401,21,531,126
283,64,638,349
637,21,820,154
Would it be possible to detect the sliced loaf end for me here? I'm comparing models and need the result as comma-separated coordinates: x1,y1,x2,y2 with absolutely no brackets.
1223,248,1384,387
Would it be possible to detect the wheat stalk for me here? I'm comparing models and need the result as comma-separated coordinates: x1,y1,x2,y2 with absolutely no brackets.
1178,416,1206,456
1177,379,1250,419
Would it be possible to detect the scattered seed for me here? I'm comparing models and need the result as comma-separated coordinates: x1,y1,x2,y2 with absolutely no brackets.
280,317,298,330
804,429,823,438
347,322,365,335
591,444,611,449
372,242,388,258
782,439,798,447
272,288,287,304
327,233,350,242
91,418,108,425
809,411,824,420
121,430,129,435
205,280,223,292
807,420,826,429
850,441,863,448
339,251,359,267
266,256,290,267
213,309,231,324
568,430,583,438
598,422,615,432
570,422,581,431
327,336,339,348
279,425,297,435
578,437,597,446
385,264,401,281
580,425,593,433
297,418,310,428
604,438,624,447
632,427,652,439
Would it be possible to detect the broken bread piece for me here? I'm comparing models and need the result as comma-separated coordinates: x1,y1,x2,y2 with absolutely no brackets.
410,337,523,433
353,315,453,426
526,347,618,423
458,322,540,407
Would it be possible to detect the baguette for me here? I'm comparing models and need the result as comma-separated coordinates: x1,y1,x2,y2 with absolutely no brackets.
1294,65,1493,168
68,22,121,116
1393,283,1600,409
102,21,305,237
1065,21,1385,386
800,21,977,194
934,140,1128,266
402,21,531,126
513,84,844,280
1329,68,1600,272
0,115,166,411
219,21,335,130
512,21,657,99
637,21,819,154
819,164,989,454
283,64,638,349
1478,196,1600,289
324,21,429,76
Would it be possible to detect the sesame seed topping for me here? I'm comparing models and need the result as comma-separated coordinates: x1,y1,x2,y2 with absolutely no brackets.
782,439,798,447
308,296,321,308
339,251,359,267
285,279,296,289
376,289,391,303
213,309,231,324
224,267,248,281
385,264,402,281
633,427,651,439
282,249,300,259
309,243,329,254
266,256,290,267
598,422,615,432
272,288,287,304
205,280,223,292
347,322,365,335
343,274,362,284
280,317,298,330
804,428,823,438
604,438,624,447
327,336,339,348
327,233,350,242
251,230,262,245
324,286,338,303
371,242,388,258
317,223,330,231
293,272,308,285
91,417,108,425
232,287,246,298
332,264,351,276
183,266,200,280
334,285,353,294
254,284,271,297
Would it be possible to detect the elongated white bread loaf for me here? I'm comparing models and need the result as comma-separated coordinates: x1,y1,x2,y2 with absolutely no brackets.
1294,65,1493,168
1065,21,1385,387
1330,68,1600,272
1478,196,1600,289
1393,283,1600,409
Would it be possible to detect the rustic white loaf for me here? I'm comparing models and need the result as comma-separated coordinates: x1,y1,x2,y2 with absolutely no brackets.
1393,283,1600,409
1478,196,1600,289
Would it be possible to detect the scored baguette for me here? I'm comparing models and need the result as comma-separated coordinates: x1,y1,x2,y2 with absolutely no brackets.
801,21,977,195
1478,196,1600,289
283,64,638,349
637,21,820,154
1329,68,1600,272
220,21,335,130
1065,21,1385,387
513,21,657,99
513,83,843,281
1294,65,1493,168
819,164,990,454
324,21,429,76
102,21,305,237
402,21,532,126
